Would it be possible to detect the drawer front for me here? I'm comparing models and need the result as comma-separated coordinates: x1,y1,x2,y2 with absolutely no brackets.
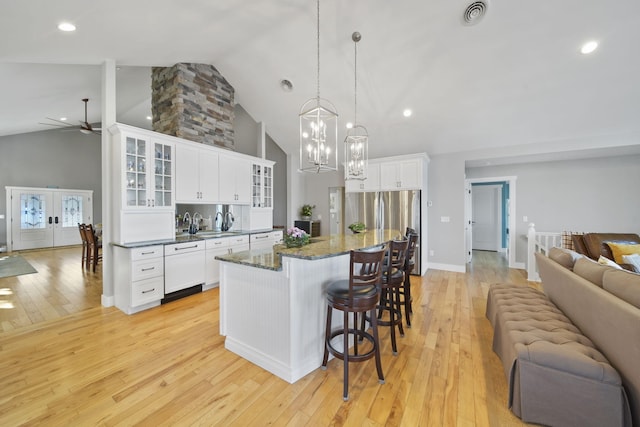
206,238,230,250
165,240,205,255
250,232,271,243
229,235,250,247
131,276,164,307
270,230,284,242
131,258,164,281
131,245,164,261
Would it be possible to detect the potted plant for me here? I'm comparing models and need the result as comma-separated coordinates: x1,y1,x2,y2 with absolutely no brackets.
348,222,366,234
300,204,315,220
283,227,310,248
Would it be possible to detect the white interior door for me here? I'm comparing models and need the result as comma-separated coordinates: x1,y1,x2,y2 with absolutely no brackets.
472,185,501,251
11,189,54,250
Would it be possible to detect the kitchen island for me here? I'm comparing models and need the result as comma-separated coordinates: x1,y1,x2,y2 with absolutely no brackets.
216,229,402,383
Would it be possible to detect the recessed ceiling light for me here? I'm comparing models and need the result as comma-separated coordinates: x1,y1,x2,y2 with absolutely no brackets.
60,117,67,121
581,40,598,54
57,22,76,32
403,109,413,118
146,116,152,121
280,79,293,92
346,122,353,129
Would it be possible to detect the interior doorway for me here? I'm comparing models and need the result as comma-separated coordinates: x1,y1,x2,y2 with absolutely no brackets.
472,184,502,251
329,187,344,235
465,176,517,268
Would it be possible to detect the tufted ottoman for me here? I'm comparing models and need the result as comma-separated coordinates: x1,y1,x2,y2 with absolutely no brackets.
486,283,628,427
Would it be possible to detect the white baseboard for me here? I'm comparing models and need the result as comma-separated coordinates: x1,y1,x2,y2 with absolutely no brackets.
512,261,525,269
101,294,114,307
427,263,466,273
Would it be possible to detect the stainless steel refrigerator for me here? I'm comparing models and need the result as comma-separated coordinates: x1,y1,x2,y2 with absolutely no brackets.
344,190,421,274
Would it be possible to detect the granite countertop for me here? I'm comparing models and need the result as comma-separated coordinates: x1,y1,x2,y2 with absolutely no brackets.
216,229,403,271
111,229,281,249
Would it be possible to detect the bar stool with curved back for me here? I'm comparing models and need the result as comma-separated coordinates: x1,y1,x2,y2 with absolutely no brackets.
401,231,419,327
78,224,89,268
85,224,103,272
321,245,387,401
372,238,409,355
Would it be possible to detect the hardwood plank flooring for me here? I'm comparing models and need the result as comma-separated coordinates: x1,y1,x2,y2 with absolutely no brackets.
0,248,534,426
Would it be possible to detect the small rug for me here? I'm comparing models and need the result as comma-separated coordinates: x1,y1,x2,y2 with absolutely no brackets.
0,254,38,279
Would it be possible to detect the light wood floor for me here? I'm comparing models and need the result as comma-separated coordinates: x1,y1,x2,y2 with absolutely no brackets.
0,247,535,426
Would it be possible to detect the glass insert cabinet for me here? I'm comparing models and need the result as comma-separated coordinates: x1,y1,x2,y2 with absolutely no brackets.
251,162,273,209
7,186,94,251
125,135,173,209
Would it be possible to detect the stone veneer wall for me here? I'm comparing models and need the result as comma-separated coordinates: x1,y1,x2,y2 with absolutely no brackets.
151,63,235,149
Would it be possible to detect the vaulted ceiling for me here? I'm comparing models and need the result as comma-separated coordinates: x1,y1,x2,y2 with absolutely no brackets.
1,0,639,162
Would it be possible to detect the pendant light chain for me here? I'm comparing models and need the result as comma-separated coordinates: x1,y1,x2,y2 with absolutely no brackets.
354,38,358,127
316,0,320,100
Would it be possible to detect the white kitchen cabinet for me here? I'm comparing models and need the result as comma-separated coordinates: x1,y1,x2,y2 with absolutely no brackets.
120,129,174,209
110,124,176,244
175,144,219,203
248,160,276,230
205,235,250,288
164,240,206,294
218,154,251,204
345,162,380,193
114,245,165,314
251,161,274,208
379,158,421,190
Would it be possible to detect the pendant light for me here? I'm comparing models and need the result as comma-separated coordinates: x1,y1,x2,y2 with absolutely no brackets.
299,0,338,173
344,31,368,181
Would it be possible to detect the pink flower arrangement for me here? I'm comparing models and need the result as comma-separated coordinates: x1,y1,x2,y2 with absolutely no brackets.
284,226,310,248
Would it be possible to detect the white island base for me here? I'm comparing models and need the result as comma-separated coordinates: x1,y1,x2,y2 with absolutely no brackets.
219,253,350,383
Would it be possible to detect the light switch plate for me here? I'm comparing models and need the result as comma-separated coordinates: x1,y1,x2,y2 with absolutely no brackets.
441,216,450,223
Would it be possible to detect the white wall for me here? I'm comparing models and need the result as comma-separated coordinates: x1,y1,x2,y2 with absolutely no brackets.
465,154,640,266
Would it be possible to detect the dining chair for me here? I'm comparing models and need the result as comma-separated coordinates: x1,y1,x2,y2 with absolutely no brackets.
78,223,89,268
85,224,103,272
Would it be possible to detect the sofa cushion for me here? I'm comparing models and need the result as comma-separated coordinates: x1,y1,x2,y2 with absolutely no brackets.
548,247,582,270
607,242,640,264
573,257,618,288
622,253,640,273
603,269,640,309
598,255,623,270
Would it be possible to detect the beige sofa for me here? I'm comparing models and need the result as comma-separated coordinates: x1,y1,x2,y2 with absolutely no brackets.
486,248,640,426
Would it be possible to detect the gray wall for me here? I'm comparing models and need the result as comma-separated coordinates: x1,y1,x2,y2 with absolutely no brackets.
465,154,640,266
427,153,467,268
0,129,102,245
233,104,287,228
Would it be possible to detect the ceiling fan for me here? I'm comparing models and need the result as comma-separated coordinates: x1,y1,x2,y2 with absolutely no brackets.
39,98,102,135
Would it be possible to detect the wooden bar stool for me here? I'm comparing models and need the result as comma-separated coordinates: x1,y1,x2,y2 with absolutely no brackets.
373,238,409,355
401,232,419,327
321,246,387,401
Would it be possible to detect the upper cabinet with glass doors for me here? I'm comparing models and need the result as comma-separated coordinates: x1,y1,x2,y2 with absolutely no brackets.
121,129,174,210
251,161,274,209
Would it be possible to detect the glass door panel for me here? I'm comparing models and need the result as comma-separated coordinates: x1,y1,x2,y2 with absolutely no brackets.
125,136,147,207
153,142,172,207
11,190,54,250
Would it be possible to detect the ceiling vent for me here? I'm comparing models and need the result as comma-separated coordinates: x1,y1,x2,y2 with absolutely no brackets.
463,1,488,25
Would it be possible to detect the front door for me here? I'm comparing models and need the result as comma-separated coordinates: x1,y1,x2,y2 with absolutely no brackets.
11,189,54,250
9,187,93,251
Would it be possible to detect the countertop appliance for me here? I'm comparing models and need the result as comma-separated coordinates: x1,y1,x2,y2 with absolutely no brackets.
345,190,421,274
